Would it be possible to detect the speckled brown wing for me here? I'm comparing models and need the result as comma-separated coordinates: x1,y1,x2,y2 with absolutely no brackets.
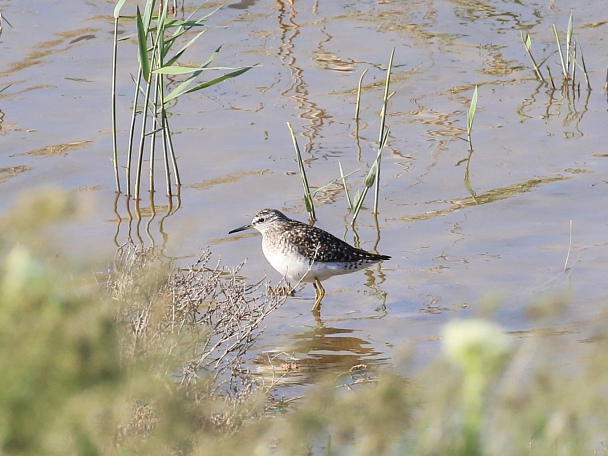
282,220,390,264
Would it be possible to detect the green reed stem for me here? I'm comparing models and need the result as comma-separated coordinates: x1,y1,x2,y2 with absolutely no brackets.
373,48,395,214
355,69,368,136
566,13,573,74
546,65,556,90
339,162,352,210
111,0,126,193
165,107,180,190
287,122,315,221
161,107,172,196
351,126,389,226
149,72,160,195
521,32,545,82
576,43,590,89
125,67,142,196
553,24,568,78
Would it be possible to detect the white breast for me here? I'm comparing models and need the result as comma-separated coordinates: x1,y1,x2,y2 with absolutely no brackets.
262,247,369,283
263,249,314,282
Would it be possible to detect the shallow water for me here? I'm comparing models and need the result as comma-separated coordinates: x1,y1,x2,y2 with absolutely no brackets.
1,0,607,390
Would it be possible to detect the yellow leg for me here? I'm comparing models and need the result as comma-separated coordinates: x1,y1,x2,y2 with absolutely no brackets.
311,278,325,313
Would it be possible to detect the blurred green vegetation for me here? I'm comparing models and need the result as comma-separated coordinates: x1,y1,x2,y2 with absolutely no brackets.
1,190,607,455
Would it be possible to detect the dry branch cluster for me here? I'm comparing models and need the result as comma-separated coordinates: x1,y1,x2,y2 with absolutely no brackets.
107,244,287,437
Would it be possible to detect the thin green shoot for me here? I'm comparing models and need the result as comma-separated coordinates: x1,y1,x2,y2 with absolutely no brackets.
162,65,253,103
521,32,545,81
149,0,170,196
570,42,576,84
373,48,395,215
136,6,152,83
355,69,368,124
463,149,477,203
0,12,14,38
339,162,353,210
134,6,154,200
546,65,556,90
125,66,143,195
575,43,590,89
111,0,127,193
566,13,573,72
461,87,478,201
553,24,568,78
351,126,390,226
564,219,573,271
310,166,359,199
287,122,316,221
354,69,368,162
467,85,478,146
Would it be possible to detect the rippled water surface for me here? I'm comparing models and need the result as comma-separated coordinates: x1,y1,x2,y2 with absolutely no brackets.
1,0,607,389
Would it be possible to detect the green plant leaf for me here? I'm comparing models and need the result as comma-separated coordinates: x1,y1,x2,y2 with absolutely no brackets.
163,66,254,103
553,24,567,77
467,85,478,135
164,30,207,65
136,7,151,83
154,65,241,75
113,0,128,19
364,162,378,188
524,33,532,51
153,65,207,75
164,18,207,29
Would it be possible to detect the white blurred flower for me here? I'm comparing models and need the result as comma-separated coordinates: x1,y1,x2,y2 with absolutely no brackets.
442,318,512,373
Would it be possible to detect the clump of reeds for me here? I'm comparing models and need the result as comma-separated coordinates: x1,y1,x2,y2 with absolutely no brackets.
522,14,590,92
112,0,254,198
289,49,395,225
350,48,394,226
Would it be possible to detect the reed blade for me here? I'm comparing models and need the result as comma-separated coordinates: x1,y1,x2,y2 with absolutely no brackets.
287,122,316,221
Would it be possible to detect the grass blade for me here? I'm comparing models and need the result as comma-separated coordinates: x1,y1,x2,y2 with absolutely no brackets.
164,30,207,66
136,7,151,83
163,65,253,103
575,43,590,89
339,162,353,210
553,24,567,78
352,126,389,225
355,69,368,123
521,32,545,81
113,0,127,18
566,13,573,73
373,48,394,214
287,122,315,221
467,85,478,138
111,11,122,193
159,46,222,102
546,65,556,90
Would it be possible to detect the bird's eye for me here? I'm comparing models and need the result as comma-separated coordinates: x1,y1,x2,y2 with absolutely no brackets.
258,217,265,223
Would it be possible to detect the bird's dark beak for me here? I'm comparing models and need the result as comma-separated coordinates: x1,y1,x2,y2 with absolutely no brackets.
228,224,252,235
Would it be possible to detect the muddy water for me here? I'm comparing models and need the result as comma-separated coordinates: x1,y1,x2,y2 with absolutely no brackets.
1,0,607,390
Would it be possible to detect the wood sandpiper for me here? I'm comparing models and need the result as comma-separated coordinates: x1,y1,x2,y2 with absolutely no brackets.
228,209,390,312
